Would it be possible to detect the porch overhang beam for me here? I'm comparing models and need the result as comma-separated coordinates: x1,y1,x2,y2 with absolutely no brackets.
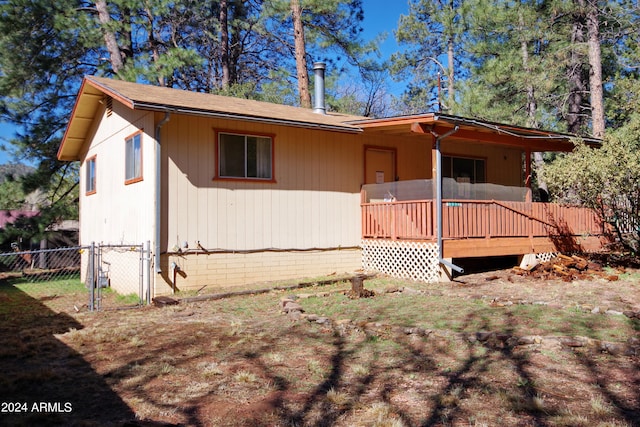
411,122,576,152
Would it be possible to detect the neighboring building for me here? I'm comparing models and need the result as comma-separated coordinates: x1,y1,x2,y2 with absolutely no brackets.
0,210,39,230
58,73,603,296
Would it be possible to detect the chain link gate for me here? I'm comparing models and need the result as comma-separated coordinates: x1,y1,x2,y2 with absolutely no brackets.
86,242,151,311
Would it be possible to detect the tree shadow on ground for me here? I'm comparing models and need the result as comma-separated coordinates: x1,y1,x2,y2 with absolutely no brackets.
0,281,159,426
230,308,560,427
413,311,555,426
575,340,640,426
36,283,638,426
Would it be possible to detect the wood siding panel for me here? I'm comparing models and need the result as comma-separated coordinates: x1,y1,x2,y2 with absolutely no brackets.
79,104,156,246
164,115,363,252
441,140,523,186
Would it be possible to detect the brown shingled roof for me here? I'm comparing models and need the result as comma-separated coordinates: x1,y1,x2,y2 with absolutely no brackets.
58,76,366,161
87,76,365,127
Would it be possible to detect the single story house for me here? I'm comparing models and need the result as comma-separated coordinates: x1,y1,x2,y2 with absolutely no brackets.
58,70,604,296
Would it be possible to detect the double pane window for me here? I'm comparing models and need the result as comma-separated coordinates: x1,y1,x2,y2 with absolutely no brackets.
125,132,142,183
219,133,272,180
86,156,96,194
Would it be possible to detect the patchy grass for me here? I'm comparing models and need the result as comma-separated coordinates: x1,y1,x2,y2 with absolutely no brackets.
0,277,86,315
101,288,142,306
300,289,637,342
1,268,639,426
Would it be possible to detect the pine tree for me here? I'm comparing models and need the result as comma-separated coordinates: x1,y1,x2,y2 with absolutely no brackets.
0,0,95,236
263,0,374,109
390,0,469,113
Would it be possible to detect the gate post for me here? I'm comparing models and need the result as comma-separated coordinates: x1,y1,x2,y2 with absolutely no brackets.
144,241,151,304
88,242,95,312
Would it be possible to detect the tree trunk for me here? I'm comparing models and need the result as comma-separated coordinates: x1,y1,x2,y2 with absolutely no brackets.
219,0,230,90
585,1,605,138
95,0,124,74
566,12,586,134
143,5,164,87
519,12,547,197
291,0,311,109
229,0,247,85
121,6,134,62
519,13,537,129
447,36,455,107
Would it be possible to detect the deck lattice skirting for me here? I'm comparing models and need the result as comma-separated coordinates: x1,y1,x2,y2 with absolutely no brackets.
535,252,558,263
362,239,440,283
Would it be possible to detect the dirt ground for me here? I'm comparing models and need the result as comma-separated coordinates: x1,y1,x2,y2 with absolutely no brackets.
0,254,639,426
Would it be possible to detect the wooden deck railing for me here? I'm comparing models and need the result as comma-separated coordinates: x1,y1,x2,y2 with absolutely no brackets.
361,199,603,241
361,200,435,240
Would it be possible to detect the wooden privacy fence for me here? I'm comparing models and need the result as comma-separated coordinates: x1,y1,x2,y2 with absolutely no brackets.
361,199,603,241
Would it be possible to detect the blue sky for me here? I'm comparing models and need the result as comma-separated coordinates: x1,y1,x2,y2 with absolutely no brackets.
0,0,409,166
362,0,407,58
359,0,409,94
0,122,18,165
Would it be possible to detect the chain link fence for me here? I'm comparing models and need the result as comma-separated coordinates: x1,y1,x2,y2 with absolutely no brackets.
0,243,151,313
0,247,86,314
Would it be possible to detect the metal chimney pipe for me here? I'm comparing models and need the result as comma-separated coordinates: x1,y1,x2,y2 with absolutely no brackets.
313,62,326,114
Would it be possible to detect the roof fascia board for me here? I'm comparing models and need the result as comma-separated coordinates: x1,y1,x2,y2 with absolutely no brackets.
85,76,135,109
411,122,577,152
57,78,92,160
353,113,601,147
132,102,363,134
433,114,602,146
348,113,437,127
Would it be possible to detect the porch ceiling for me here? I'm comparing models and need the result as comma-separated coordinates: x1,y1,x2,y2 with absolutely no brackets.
350,113,601,152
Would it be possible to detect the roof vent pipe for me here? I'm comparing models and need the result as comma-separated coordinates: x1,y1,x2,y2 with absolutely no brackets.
313,62,326,114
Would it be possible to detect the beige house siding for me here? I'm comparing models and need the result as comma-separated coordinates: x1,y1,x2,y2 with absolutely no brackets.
441,139,523,186
161,113,363,253
77,106,528,294
353,133,522,186
78,103,157,294
80,103,157,246
156,113,365,292
360,134,432,182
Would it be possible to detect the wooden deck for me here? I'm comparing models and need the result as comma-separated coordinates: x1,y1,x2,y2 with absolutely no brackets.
361,199,607,257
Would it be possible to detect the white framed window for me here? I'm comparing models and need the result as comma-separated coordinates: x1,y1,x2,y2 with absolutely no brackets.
86,155,96,195
125,131,143,184
217,132,273,180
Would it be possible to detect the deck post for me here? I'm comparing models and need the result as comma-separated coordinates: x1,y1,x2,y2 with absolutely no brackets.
439,258,454,282
525,149,532,203
430,126,464,274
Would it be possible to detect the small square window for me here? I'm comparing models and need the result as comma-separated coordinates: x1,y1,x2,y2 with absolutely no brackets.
125,131,143,184
86,156,96,195
218,132,273,180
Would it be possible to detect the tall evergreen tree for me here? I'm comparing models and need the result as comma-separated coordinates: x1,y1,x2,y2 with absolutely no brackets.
456,0,559,128
457,0,622,137
583,0,605,138
262,0,374,109
390,0,469,114
290,0,312,108
0,0,97,239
